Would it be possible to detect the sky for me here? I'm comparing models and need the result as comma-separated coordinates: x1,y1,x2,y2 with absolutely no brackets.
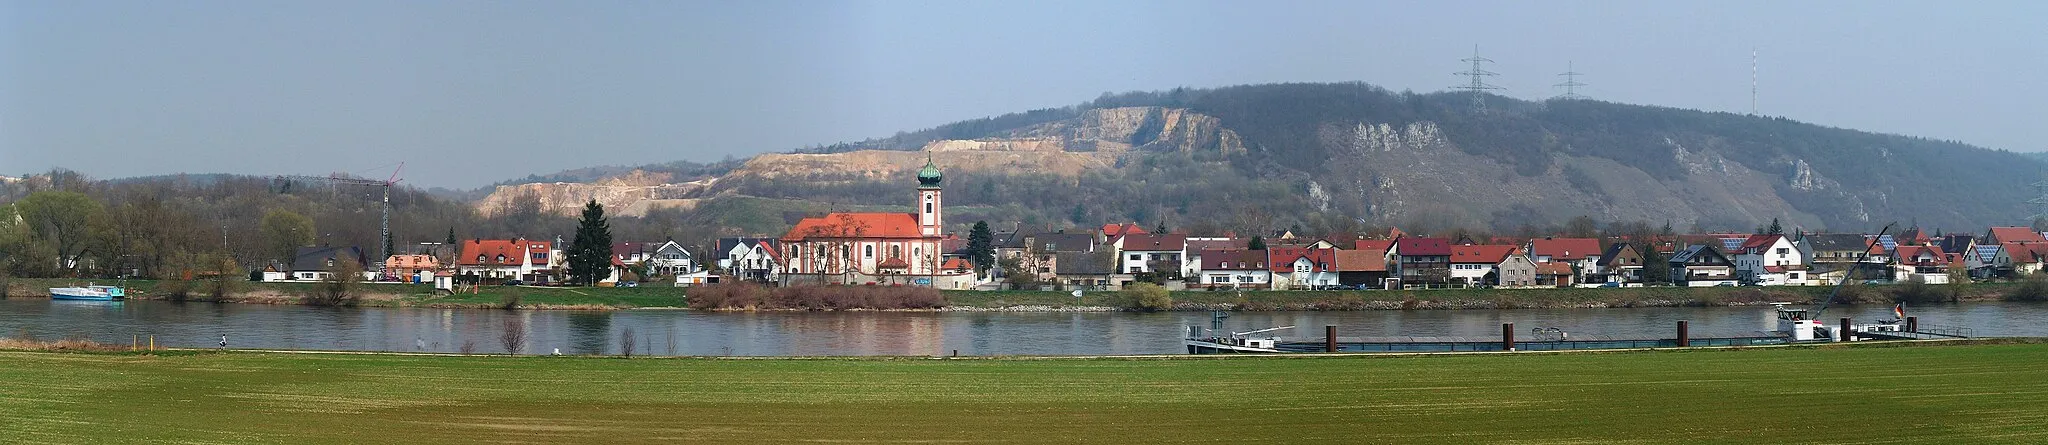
4,1,2045,188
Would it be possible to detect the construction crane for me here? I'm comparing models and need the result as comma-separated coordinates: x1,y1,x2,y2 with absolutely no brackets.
276,163,404,262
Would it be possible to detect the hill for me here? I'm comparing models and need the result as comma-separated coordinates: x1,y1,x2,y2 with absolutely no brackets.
491,82,2046,236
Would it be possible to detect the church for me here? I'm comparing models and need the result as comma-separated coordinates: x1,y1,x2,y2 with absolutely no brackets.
778,155,971,288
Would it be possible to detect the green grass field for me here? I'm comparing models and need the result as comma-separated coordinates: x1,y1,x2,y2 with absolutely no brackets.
2,340,2045,444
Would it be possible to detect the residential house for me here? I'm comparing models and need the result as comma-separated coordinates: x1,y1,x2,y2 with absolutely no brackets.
456,239,559,283
642,239,697,276
1797,233,1886,283
730,240,780,283
1527,237,1604,276
1100,223,1149,241
715,237,778,272
1115,234,1189,279
1595,243,1645,284
1392,237,1452,287
1197,249,1270,289
1054,250,1125,290
1334,249,1390,289
1267,246,1339,289
995,229,1100,285
382,254,438,282
1496,252,1538,287
1449,244,1517,286
1891,245,1952,284
291,246,369,281
1534,262,1576,287
1185,237,1248,278
1668,245,1735,286
1984,227,2048,245
1732,234,1806,285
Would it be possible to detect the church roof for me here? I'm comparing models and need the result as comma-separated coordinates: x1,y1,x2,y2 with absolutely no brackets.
782,213,926,241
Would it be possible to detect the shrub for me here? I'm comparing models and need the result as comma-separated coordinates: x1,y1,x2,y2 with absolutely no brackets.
2009,276,2048,302
1889,278,1948,304
1120,282,1173,312
500,317,527,354
500,294,522,310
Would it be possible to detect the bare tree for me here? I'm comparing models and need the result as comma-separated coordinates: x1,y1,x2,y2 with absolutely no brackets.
619,327,636,358
500,317,527,354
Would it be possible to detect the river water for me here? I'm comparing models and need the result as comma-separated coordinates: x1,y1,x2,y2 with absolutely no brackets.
2,299,2043,356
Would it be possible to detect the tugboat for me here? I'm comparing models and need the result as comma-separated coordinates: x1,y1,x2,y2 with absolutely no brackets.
1184,326,1292,353
49,284,126,301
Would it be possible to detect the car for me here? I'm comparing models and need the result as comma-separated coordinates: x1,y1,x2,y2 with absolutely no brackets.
1599,282,1621,288
621,281,639,288
1714,282,1736,287
504,279,524,286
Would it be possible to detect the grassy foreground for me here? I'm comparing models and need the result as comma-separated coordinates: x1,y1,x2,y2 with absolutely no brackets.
3,341,2046,444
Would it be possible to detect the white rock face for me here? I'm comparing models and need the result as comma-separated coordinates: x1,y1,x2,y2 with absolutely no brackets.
1786,159,1838,191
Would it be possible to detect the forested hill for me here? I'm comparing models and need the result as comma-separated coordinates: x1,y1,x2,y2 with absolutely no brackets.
783,82,2043,234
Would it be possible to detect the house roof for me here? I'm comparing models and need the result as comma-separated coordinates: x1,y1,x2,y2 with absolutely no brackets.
1739,234,1786,250
941,258,974,271
1334,249,1387,272
1101,223,1149,239
1988,227,2047,244
1801,233,1877,252
1003,232,1098,253
458,239,549,266
1395,237,1451,256
1597,243,1640,266
1121,234,1188,251
1267,247,1336,273
1534,262,1575,276
1186,237,1247,252
1938,235,1975,255
1894,245,1949,265
716,237,778,254
1529,237,1601,261
1450,245,1517,264
782,212,925,241
1354,239,1395,252
1200,249,1268,271
2004,242,2048,263
292,246,368,272
1669,245,1730,265
1055,251,1117,275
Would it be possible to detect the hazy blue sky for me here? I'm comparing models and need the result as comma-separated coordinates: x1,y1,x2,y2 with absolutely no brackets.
4,1,2044,188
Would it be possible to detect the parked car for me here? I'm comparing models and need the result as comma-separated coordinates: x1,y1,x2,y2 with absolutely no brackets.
504,279,524,286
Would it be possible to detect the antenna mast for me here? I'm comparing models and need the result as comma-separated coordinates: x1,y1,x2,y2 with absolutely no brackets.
2028,174,2048,223
1454,45,1504,112
1751,48,1759,115
1553,61,1588,100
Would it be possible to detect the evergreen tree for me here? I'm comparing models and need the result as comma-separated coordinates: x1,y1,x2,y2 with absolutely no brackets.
1155,221,1167,234
1767,218,1783,235
966,221,995,276
445,227,457,245
1247,236,1266,250
567,200,613,286
1639,243,1670,284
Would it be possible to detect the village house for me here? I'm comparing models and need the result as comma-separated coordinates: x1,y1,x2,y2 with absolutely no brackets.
1668,244,1735,286
1448,244,1517,287
455,238,559,284
1054,250,1124,290
381,254,437,282
1391,237,1451,287
1496,251,1538,287
1267,246,1339,289
1891,245,1952,283
995,228,1100,285
1983,227,2048,245
1334,248,1390,289
290,246,370,281
1527,237,1604,276
1198,249,1270,290
778,156,970,288
1796,233,1887,284
1184,236,1248,278
1534,262,1576,287
1595,243,1645,284
1732,234,1807,285
1114,233,1189,279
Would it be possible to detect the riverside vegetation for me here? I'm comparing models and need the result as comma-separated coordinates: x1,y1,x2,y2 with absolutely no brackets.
0,339,2044,443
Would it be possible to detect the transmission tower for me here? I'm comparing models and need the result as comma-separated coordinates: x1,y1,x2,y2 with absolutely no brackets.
1553,61,1588,100
1750,48,1759,115
1453,45,1503,112
2027,174,2048,222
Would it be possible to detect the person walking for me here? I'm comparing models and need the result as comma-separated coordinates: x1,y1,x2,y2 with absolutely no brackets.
218,333,228,350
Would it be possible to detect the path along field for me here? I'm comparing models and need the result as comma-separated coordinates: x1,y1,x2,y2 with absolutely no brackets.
2,341,2046,444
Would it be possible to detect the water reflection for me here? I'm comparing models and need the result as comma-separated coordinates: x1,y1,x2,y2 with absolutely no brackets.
1,299,2043,356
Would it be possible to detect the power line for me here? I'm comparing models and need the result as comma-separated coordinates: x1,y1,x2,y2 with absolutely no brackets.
1453,45,1503,112
1553,61,1588,101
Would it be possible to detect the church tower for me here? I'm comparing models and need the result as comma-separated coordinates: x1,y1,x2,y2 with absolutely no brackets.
916,153,943,237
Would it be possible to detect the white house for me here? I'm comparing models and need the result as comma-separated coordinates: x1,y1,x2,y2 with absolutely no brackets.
1449,245,1517,286
1196,249,1270,289
1733,234,1807,285
643,240,697,275
456,238,561,284
1114,234,1189,278
1267,247,1339,289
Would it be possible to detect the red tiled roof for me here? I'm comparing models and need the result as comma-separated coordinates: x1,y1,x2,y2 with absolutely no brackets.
1895,245,1949,266
1186,238,1247,252
1740,234,1785,250
782,212,925,241
1529,238,1601,261
458,239,550,266
2003,242,2048,263
941,258,974,271
1200,249,1267,271
1395,237,1451,257
1354,239,1395,251
1122,234,1187,251
1102,223,1149,239
1451,245,1518,264
1267,247,1337,273
1989,227,2047,244
1335,249,1387,272
1535,262,1576,276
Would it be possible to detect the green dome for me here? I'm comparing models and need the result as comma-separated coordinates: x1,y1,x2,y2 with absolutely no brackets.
916,154,942,187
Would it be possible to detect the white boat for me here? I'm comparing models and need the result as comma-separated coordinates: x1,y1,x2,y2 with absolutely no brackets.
1184,326,1291,353
49,285,125,301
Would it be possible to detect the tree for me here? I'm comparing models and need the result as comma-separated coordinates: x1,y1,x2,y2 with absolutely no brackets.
310,253,363,306
1119,282,1173,311
1247,236,1266,250
567,200,613,286
998,256,1040,290
966,221,995,276
1639,243,1670,284
260,209,316,264
445,227,458,245
14,191,109,274
1767,218,1784,235
1564,215,1599,238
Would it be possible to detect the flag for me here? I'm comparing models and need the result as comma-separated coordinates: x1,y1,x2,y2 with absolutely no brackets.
1894,303,1905,319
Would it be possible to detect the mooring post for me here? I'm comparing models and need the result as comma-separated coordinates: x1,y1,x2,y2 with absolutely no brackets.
1503,322,1515,351
1677,320,1690,347
1840,317,1852,341
1325,325,1338,353
1906,316,1918,332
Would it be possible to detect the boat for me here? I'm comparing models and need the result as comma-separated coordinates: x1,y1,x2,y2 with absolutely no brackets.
49,285,125,301
1184,326,1291,353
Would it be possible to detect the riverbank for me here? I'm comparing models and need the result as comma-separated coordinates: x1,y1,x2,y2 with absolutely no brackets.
3,277,2033,311
2,339,2043,443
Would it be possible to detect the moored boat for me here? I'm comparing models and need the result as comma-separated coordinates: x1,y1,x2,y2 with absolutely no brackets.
49,285,125,301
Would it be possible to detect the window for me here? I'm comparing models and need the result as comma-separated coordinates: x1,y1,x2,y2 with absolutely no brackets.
477,255,485,262
1212,275,1230,283
1129,254,1142,261
925,203,932,213
326,259,335,267
864,245,874,258
495,255,505,263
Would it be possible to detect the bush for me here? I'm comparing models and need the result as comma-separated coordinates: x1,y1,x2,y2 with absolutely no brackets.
159,279,193,302
307,257,364,307
1889,278,1948,304
1120,282,1173,312
2009,276,2048,302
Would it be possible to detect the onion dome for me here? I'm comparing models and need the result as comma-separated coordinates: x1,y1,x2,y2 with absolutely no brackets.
916,153,942,187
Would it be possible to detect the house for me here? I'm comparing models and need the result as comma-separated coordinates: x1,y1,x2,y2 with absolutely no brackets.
291,246,370,281
456,239,559,284
729,240,780,283
1796,233,1886,283
1334,249,1390,289
1391,237,1451,287
1527,237,1603,275
779,157,971,288
1668,245,1735,286
1448,244,1517,286
1732,234,1805,285
382,254,438,282
1197,249,1270,290
1595,243,1645,284
642,239,697,276
1055,250,1124,290
1100,223,1149,241
1185,237,1248,278
995,229,1101,284
1891,245,1951,284
1534,262,1576,287
1998,242,2048,278
1496,252,1538,287
715,237,778,272
1984,227,2048,245
1267,246,1339,289
1114,234,1189,279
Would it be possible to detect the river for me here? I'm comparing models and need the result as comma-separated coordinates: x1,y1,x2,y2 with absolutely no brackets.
2,299,2043,356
